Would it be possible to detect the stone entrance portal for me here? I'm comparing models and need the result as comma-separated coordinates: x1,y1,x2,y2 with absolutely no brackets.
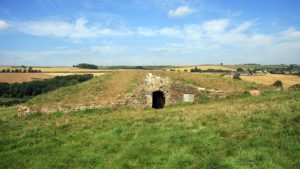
152,91,165,109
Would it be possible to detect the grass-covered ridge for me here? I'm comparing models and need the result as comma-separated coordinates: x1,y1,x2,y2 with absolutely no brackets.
1,91,299,168
25,71,270,112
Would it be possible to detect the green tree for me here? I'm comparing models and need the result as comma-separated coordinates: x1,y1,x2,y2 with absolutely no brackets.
233,74,241,80
273,80,283,88
236,68,243,72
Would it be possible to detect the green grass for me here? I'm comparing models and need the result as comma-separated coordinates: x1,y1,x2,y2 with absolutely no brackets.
0,91,299,169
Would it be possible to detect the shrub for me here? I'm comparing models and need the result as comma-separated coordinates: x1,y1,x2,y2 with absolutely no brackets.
236,68,243,72
273,80,283,88
288,84,300,91
233,74,241,80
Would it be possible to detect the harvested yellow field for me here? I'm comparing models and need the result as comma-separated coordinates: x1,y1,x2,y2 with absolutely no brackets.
167,65,235,71
33,67,111,73
225,74,300,89
0,73,53,83
45,72,106,77
0,66,111,73
0,72,106,83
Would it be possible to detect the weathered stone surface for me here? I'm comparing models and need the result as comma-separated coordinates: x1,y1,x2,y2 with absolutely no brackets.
249,90,261,96
183,94,195,102
142,73,171,107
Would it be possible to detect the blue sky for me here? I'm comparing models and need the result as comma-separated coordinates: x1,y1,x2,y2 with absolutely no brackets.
0,0,299,66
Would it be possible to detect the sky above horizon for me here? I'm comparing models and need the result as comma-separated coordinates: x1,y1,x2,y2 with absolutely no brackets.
0,0,300,66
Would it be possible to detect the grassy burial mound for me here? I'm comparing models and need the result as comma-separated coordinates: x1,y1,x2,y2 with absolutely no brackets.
0,91,299,168
24,71,148,113
22,71,270,114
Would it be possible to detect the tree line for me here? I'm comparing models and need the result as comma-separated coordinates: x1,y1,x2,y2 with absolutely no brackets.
0,74,93,106
1,67,42,73
73,63,98,69
190,67,231,73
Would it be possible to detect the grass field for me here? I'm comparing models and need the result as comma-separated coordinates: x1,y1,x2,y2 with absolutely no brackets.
225,74,300,89
166,65,235,72
0,91,299,168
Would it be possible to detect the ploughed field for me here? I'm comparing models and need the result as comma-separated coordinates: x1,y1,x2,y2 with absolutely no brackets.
0,91,299,168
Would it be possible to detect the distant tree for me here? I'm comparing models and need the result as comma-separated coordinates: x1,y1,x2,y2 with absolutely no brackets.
6,69,10,73
135,66,144,69
233,74,241,80
237,68,243,72
184,69,187,72
21,65,26,69
2,69,5,72
15,69,19,73
11,69,15,73
23,69,26,73
38,70,42,73
220,63,223,66
191,67,201,72
28,67,33,72
273,80,283,88
74,63,98,69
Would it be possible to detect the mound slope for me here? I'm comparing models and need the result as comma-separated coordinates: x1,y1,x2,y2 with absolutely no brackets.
24,71,269,113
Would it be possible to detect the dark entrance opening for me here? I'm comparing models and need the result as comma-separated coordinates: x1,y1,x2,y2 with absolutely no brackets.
152,91,165,109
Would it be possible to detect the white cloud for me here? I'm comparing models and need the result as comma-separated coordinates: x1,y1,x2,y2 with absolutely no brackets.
19,18,132,39
137,27,156,36
0,20,9,30
0,44,128,66
159,27,183,38
168,6,197,17
202,19,230,34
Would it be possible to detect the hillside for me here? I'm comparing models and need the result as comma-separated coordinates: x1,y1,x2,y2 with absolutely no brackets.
24,71,269,112
0,91,299,168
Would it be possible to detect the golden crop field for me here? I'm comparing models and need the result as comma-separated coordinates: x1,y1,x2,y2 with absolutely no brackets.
226,74,300,89
34,67,111,73
0,66,111,73
0,73,54,83
45,72,106,77
0,72,106,83
166,65,235,71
